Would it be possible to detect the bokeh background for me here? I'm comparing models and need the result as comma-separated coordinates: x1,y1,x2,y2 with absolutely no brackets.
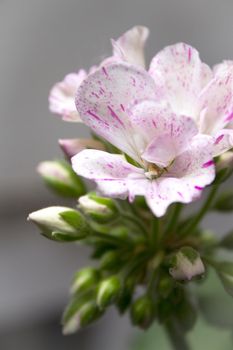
1,0,233,349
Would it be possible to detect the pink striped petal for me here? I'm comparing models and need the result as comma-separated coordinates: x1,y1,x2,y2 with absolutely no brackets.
199,62,233,134
149,43,212,119
71,150,144,199
145,134,215,217
213,129,233,156
129,100,198,166
75,63,157,163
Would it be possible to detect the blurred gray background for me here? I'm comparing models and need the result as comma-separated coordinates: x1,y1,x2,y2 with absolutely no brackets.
1,0,233,349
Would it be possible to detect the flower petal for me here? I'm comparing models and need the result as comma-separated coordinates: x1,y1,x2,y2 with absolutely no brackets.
59,138,105,159
145,134,215,217
75,63,157,162
213,129,233,156
149,43,212,118
199,62,233,134
71,150,144,199
129,100,198,167
49,71,88,121
112,26,149,67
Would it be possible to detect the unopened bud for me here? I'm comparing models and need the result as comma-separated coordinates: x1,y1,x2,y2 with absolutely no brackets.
169,247,205,281
100,251,121,271
28,206,90,241
130,295,155,329
63,299,102,335
59,138,105,159
157,275,174,298
70,268,100,295
78,193,118,222
37,160,85,197
97,276,121,308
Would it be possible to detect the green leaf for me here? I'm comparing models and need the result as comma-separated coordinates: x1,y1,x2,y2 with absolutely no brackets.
198,269,233,329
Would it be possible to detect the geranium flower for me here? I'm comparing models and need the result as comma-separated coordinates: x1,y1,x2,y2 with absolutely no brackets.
49,26,149,122
72,64,215,216
149,43,233,156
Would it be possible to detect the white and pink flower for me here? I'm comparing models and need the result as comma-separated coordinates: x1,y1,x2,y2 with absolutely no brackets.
72,64,215,216
49,29,233,216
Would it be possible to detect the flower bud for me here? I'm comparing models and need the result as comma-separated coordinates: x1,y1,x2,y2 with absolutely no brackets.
70,268,100,295
28,206,90,241
59,138,105,159
96,276,121,308
78,193,118,222
130,295,155,329
37,160,85,198
63,299,103,335
100,251,121,271
157,275,174,298
169,247,205,281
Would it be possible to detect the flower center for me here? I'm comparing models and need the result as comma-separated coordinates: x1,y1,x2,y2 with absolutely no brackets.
145,163,167,180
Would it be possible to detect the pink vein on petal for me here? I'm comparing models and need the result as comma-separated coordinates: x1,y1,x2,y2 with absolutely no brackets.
224,112,233,123
107,106,125,127
214,134,224,145
202,160,214,168
195,186,203,191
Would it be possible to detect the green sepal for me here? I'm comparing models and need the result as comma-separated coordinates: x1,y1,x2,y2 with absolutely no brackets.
130,295,156,329
59,210,89,231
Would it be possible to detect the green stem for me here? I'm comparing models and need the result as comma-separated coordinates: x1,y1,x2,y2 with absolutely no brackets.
180,185,219,238
164,203,183,237
91,231,127,247
147,251,164,294
165,321,191,350
150,216,161,249
121,212,148,236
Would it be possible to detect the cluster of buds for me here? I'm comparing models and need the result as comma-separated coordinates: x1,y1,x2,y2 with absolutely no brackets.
28,157,233,335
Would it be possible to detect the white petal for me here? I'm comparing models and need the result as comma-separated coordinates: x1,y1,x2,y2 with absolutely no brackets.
199,62,233,135
145,134,215,217
129,100,198,167
112,26,149,67
213,129,233,156
75,63,157,163
71,149,144,199
49,71,87,122
149,43,212,119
